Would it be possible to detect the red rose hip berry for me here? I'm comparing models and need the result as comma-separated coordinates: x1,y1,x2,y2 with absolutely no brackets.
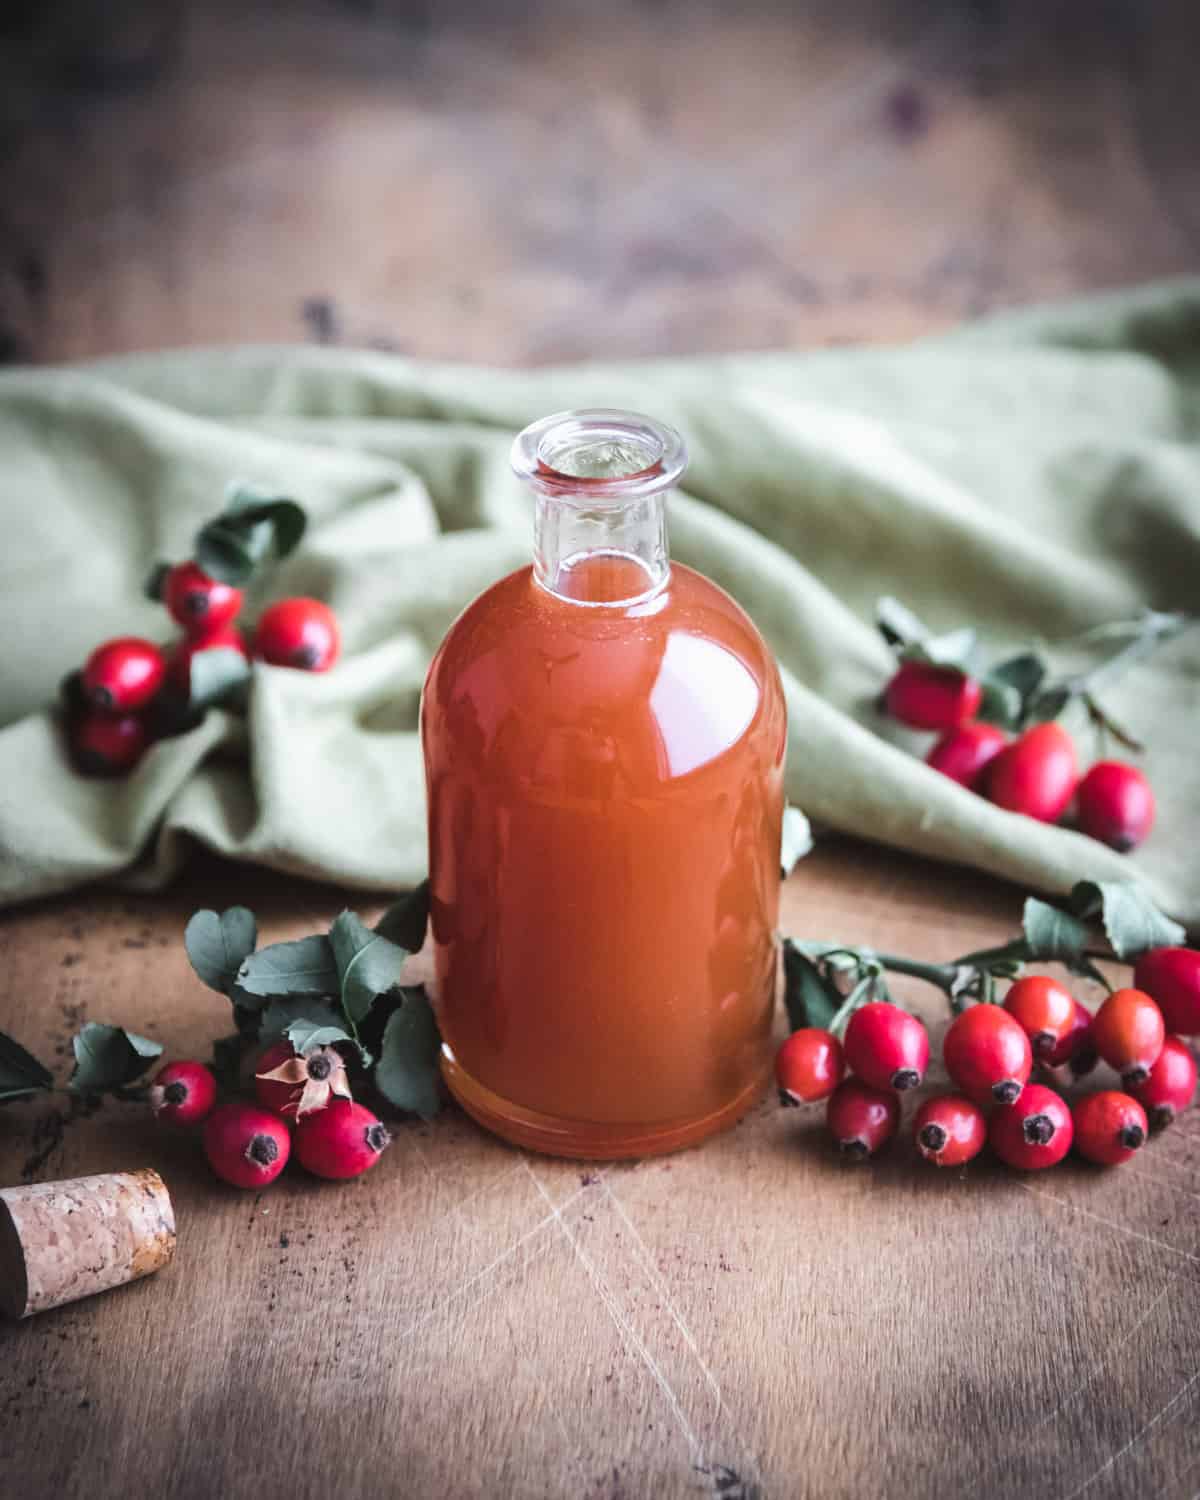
82,637,166,714
775,1028,844,1105
913,1094,986,1167
1091,987,1165,1087
989,1083,1073,1170
985,722,1077,823
884,661,982,732
1075,761,1155,852
294,1099,392,1180
1130,1036,1197,1131
255,597,341,672
926,721,1009,791
843,1002,929,1092
1133,947,1200,1035
149,1060,217,1126
943,1004,1033,1105
1043,1000,1098,1076
1004,975,1077,1060
203,1102,290,1189
163,560,243,634
70,711,147,776
1072,1090,1148,1166
825,1079,899,1161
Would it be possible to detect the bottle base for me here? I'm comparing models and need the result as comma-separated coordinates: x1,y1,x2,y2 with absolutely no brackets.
440,1053,770,1161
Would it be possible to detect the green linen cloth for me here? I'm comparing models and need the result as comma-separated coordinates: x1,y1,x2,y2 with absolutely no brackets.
1,280,1198,926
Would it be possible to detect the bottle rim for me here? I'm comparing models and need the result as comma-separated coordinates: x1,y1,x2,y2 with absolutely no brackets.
511,408,687,503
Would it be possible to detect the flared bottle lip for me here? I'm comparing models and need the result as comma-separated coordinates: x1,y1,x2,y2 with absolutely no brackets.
511,408,687,503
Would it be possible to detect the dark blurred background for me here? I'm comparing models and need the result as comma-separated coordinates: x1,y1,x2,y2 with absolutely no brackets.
0,0,1197,365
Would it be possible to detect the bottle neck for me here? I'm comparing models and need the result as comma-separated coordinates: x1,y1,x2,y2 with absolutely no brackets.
511,408,687,610
533,490,669,606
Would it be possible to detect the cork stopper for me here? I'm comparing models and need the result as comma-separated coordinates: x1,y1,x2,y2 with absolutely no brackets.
0,1168,176,1319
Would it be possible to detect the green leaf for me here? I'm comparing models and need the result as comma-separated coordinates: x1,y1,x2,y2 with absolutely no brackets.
329,910,408,1027
187,645,251,711
978,651,1048,729
1070,880,1186,960
1025,686,1072,725
224,491,307,559
374,989,441,1119
144,561,170,602
289,1020,353,1057
780,806,813,878
0,1030,54,1104
238,934,339,998
904,627,977,672
194,519,261,585
375,881,430,951
260,997,346,1047
781,940,839,1033
1022,897,1089,963
184,907,258,995
989,651,1048,701
69,1023,162,1095
976,677,1023,729
875,595,929,649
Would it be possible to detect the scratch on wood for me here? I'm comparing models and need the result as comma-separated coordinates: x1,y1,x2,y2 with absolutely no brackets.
1033,1279,1178,1431
1018,1183,1200,1265
1060,1365,1200,1500
1123,1160,1200,1206
523,1160,705,1465
391,1181,590,1345
601,1179,726,1410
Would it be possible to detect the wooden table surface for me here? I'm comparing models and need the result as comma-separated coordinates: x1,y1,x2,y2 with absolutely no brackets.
2,4,1199,1498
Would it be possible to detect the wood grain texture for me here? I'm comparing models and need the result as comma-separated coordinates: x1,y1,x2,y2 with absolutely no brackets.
1,2,1199,1496
1,849,1199,1500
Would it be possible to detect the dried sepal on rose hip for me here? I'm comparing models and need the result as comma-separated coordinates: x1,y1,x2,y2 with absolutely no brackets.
255,1040,353,1119
149,1059,217,1127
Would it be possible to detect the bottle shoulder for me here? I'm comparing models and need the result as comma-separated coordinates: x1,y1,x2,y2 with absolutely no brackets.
428,563,780,689
423,564,786,789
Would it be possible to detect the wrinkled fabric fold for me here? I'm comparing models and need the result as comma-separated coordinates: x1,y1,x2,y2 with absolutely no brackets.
1,280,1197,926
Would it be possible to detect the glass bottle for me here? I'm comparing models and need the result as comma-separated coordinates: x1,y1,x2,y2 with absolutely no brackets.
421,409,787,1159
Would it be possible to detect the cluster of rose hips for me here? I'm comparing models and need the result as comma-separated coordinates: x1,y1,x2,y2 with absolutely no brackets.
147,1039,390,1189
777,944,1200,1171
63,557,341,778
885,660,1154,852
